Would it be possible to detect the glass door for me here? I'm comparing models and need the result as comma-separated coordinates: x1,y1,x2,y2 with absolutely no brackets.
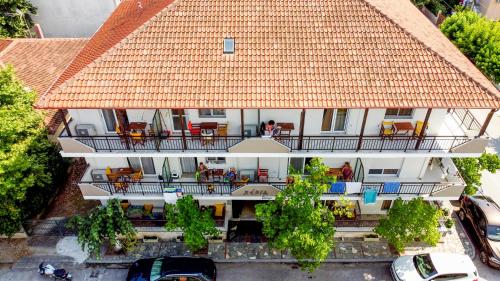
321,109,348,132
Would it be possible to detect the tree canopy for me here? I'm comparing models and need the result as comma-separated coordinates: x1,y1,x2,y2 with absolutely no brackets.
164,195,219,251
454,153,500,195
256,158,353,272
441,10,500,82
375,197,442,253
68,199,137,258
0,0,37,38
0,65,65,236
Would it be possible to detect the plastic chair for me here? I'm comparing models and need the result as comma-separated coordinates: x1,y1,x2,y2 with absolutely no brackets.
413,121,427,137
258,169,269,183
380,121,394,138
214,203,224,217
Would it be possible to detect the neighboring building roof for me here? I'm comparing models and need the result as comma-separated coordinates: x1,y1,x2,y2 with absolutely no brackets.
37,0,500,109
0,38,87,133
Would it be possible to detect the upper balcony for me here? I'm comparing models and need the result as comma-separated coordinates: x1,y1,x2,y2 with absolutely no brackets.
57,108,492,156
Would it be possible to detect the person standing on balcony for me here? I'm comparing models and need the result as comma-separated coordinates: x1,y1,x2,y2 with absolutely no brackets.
342,162,353,182
198,162,209,182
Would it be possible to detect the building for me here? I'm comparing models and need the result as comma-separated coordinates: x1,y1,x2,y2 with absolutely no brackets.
30,0,120,38
463,0,500,20
0,38,87,135
36,0,499,239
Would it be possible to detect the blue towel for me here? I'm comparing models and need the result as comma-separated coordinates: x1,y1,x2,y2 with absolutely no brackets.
383,182,400,193
363,188,377,205
329,182,346,193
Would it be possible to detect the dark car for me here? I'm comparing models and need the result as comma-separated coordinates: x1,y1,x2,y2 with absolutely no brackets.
126,256,216,281
459,195,500,269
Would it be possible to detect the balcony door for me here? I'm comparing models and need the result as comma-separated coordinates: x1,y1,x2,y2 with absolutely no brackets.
101,109,129,133
321,109,348,133
128,157,156,175
171,109,188,131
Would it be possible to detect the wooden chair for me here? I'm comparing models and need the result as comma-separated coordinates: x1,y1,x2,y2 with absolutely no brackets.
130,131,145,145
113,181,128,192
413,121,427,137
130,169,143,182
380,121,395,138
217,124,228,138
212,169,224,182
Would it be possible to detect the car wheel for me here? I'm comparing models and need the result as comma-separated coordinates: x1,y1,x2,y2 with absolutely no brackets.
479,251,488,264
458,210,466,221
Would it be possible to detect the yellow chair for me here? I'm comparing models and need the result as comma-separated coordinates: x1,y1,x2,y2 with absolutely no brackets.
130,169,143,182
143,204,154,215
380,121,394,137
414,121,426,137
214,203,224,217
130,131,145,144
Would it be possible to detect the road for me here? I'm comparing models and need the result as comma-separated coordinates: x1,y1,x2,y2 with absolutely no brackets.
0,262,392,281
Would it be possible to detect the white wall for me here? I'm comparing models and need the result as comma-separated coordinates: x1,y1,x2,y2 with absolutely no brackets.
68,109,108,135
358,200,388,215
399,158,428,179
30,0,119,38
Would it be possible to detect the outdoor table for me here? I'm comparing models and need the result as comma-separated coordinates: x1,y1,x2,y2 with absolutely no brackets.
393,122,415,135
128,122,147,131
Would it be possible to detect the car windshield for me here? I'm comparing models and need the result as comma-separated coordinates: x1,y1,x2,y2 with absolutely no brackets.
413,254,437,279
487,225,500,241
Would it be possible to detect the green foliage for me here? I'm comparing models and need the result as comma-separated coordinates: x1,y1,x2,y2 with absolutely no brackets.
0,65,64,236
411,0,459,14
164,195,219,252
0,0,37,38
441,10,500,82
454,153,500,195
256,157,352,272
375,198,443,253
67,199,137,258
445,218,454,229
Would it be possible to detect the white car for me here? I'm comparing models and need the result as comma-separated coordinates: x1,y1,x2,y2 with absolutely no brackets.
391,253,479,281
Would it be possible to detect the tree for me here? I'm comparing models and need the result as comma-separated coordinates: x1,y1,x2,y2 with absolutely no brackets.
375,198,443,253
67,199,137,258
164,195,219,252
256,158,352,272
0,0,37,38
0,65,64,236
441,10,500,82
454,153,500,195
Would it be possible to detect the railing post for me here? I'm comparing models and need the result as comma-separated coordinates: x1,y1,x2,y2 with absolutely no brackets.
428,136,437,152
106,136,112,152
298,109,305,150
415,108,432,150
417,184,423,195
379,137,385,152
179,109,188,150
357,109,369,151
478,109,497,137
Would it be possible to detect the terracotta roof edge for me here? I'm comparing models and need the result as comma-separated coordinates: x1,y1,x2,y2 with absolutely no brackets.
363,0,499,104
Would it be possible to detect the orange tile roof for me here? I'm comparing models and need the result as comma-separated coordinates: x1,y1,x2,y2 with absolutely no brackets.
37,0,500,109
0,38,87,133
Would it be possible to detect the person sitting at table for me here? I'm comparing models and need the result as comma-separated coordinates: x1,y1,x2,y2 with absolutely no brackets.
198,162,209,182
265,120,276,135
341,162,353,181
224,168,237,183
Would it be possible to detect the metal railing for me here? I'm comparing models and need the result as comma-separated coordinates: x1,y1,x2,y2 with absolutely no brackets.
450,109,482,131
82,180,455,197
65,134,472,153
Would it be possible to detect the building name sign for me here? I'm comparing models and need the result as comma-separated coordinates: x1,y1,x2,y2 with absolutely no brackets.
231,184,280,197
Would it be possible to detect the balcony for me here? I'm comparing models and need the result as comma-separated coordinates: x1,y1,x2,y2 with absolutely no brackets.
60,134,478,154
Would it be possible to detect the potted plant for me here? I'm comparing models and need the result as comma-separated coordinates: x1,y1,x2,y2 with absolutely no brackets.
445,218,454,229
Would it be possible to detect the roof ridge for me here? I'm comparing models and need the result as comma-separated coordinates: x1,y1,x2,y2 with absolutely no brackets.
362,0,499,101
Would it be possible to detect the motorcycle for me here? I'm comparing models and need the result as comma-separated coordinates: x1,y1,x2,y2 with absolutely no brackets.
38,262,72,281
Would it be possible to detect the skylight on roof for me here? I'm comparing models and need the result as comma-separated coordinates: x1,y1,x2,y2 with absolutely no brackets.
223,38,235,54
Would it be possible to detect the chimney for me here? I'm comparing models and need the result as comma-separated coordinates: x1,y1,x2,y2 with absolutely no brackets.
34,24,44,39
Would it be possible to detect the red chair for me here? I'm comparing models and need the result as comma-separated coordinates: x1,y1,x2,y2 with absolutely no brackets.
188,121,201,139
258,169,269,183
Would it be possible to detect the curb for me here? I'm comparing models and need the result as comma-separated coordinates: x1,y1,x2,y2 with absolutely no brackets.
453,212,476,260
85,257,396,266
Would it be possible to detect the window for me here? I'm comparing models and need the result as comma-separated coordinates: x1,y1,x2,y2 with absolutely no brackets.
321,109,348,132
384,108,413,118
102,109,117,132
223,38,235,54
381,200,392,210
368,169,399,176
413,254,437,279
206,157,226,164
172,109,188,131
198,109,226,118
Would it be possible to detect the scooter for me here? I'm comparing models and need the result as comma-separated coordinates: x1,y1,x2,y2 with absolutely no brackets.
38,262,72,281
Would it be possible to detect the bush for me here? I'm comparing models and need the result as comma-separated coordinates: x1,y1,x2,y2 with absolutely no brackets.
445,218,454,229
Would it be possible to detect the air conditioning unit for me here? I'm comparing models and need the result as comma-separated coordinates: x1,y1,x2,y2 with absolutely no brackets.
75,124,97,136
91,169,108,182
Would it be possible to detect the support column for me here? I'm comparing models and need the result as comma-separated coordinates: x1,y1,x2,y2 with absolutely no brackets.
59,109,72,137
298,109,306,150
415,108,432,150
178,109,187,150
478,109,497,137
357,109,369,151
240,109,245,137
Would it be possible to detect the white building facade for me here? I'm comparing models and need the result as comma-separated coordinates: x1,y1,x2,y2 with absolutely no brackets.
37,0,500,238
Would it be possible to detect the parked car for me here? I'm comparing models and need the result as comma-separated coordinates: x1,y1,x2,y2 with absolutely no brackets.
391,253,478,281
126,256,216,281
459,195,500,269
